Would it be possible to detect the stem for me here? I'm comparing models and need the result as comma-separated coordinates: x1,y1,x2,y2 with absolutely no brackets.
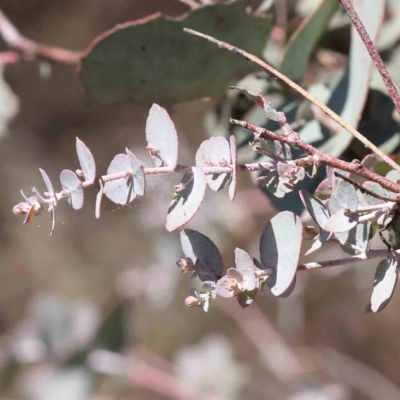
0,9,82,65
230,118,400,194
338,0,400,116
183,28,400,175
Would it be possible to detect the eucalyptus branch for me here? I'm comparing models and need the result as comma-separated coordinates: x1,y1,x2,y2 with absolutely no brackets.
183,28,400,175
230,118,400,194
338,0,400,117
0,8,82,64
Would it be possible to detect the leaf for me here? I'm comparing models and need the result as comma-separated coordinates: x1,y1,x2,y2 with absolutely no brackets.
196,136,231,191
299,190,330,228
60,170,84,210
281,0,339,81
76,138,96,184
362,181,386,205
180,229,223,281
325,209,359,233
146,104,178,169
305,230,332,256
334,179,358,212
260,211,303,297
79,1,272,106
318,0,386,157
234,248,255,273
340,221,372,256
369,258,399,313
39,168,56,202
103,151,145,205
166,167,206,232
229,135,237,201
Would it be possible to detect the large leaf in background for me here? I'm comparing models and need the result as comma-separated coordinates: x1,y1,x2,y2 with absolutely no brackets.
260,211,303,297
79,1,272,106
318,0,385,157
280,0,338,82
369,258,399,313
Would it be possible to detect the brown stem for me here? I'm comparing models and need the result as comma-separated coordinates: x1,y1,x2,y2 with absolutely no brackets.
230,118,400,194
338,0,400,116
0,9,82,65
183,28,400,175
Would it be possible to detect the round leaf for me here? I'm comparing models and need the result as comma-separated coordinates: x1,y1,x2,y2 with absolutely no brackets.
166,167,206,232
196,136,231,191
104,152,145,205
76,138,96,184
369,258,399,312
146,104,178,169
260,211,303,296
180,228,223,281
60,170,84,210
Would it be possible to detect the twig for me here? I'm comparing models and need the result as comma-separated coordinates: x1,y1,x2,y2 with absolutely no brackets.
338,0,400,117
183,28,400,175
230,118,400,194
0,9,82,65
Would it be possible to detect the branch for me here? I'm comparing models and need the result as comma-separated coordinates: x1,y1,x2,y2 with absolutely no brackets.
338,0,400,117
230,118,400,194
0,9,82,65
183,28,400,175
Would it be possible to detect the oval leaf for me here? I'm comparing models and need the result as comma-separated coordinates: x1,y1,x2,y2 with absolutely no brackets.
260,211,303,296
126,149,145,196
166,167,206,232
39,168,56,201
325,209,359,233
60,170,84,210
334,179,358,212
234,248,255,273
229,135,237,201
369,258,399,312
180,229,223,281
146,104,178,169
76,138,96,184
103,152,144,205
196,136,231,192
299,190,330,228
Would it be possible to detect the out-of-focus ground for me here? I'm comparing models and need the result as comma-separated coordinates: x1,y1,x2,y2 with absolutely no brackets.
0,1,400,399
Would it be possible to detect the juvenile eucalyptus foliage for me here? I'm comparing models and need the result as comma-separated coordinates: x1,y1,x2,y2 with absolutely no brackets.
12,90,400,314
10,0,400,315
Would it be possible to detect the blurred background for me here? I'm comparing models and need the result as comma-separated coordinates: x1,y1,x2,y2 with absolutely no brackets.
1,0,400,399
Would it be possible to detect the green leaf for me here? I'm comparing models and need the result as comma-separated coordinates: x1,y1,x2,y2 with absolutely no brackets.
281,0,338,81
79,1,272,106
